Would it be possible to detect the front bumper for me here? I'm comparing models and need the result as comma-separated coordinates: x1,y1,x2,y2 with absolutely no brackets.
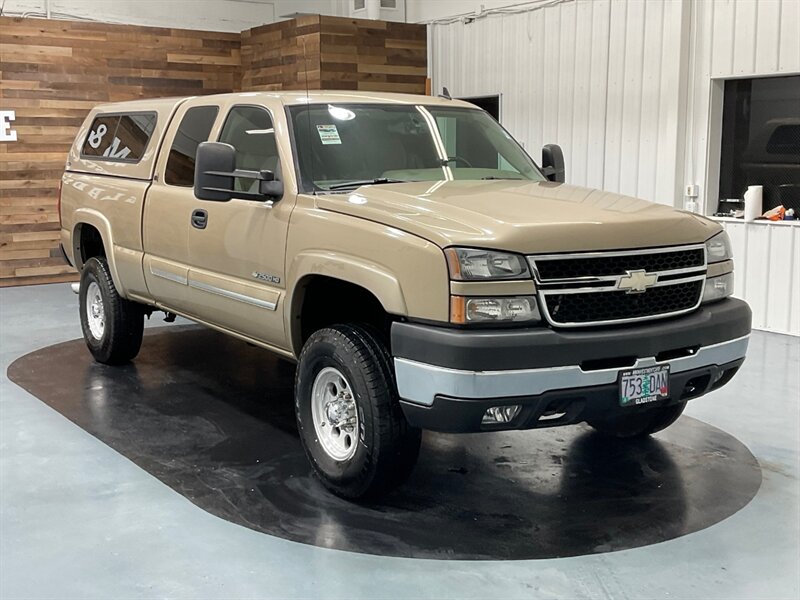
391,298,752,432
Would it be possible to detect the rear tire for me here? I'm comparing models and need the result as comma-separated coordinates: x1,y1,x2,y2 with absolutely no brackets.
295,324,421,500
79,256,144,365
587,401,687,438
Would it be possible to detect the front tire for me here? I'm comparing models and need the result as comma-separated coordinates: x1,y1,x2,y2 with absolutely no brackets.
588,401,687,438
295,324,421,500
79,256,144,365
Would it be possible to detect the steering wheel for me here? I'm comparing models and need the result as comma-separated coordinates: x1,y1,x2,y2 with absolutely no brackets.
445,155,474,168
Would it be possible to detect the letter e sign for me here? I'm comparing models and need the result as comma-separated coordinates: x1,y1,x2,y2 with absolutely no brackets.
0,111,18,142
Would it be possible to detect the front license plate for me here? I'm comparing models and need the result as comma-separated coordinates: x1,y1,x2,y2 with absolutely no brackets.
619,365,670,407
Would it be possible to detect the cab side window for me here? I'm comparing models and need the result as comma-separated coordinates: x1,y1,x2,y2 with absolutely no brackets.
218,106,280,192
165,106,219,187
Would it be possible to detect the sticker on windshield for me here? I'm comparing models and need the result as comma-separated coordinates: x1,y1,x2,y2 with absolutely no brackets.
316,124,342,145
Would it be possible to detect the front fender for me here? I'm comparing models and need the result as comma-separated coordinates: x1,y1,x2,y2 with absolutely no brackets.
287,250,408,317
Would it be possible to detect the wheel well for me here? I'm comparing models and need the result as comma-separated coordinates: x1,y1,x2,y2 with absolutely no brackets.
293,276,393,354
75,223,106,268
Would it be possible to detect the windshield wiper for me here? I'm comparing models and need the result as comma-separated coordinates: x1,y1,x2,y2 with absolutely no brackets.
326,177,408,191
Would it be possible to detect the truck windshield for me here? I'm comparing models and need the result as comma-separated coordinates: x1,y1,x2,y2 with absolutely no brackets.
288,104,545,192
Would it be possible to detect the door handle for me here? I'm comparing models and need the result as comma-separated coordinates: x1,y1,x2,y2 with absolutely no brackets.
191,209,208,230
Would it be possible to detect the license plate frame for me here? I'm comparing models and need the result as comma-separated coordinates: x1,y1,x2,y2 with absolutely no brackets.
618,365,670,407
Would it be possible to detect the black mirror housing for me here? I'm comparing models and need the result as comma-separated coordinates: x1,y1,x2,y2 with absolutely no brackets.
259,179,284,199
195,142,236,201
541,144,565,183
194,142,283,202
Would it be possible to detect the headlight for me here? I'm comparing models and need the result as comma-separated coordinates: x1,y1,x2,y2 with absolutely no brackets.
702,272,734,304
451,296,540,324
705,231,733,263
445,248,530,280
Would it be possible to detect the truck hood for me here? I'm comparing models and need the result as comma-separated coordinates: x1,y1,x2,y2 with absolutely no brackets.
314,180,720,253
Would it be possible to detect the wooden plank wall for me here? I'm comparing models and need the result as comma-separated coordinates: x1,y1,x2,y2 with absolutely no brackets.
240,15,322,91
240,15,427,94
318,16,427,94
1,14,426,287
0,16,241,287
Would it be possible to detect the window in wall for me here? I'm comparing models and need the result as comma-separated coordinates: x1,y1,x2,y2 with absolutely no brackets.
354,0,365,11
718,75,800,214
165,106,219,186
458,95,501,122
218,105,280,193
81,112,157,162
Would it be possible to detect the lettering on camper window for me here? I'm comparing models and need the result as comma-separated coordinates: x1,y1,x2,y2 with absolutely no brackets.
81,112,157,163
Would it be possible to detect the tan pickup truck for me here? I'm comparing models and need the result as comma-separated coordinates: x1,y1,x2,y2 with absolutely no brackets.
59,91,751,499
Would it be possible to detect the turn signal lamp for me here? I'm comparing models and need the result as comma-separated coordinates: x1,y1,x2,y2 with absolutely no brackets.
450,296,540,324
702,272,734,304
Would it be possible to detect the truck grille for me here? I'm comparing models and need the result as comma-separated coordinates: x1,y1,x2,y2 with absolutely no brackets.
534,248,705,280
529,245,707,327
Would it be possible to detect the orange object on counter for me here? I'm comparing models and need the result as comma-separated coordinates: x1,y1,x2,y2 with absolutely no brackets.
762,205,786,221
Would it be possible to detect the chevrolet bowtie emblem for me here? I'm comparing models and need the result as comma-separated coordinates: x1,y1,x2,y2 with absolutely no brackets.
617,269,658,294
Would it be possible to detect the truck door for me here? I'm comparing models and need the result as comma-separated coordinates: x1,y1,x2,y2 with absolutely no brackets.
183,103,294,349
142,103,220,310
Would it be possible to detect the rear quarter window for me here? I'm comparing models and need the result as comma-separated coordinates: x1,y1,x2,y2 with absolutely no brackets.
81,112,157,163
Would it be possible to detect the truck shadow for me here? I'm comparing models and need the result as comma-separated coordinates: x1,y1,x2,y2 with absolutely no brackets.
7,325,762,560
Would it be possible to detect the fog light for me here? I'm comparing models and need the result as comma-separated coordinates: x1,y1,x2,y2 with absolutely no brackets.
482,405,522,424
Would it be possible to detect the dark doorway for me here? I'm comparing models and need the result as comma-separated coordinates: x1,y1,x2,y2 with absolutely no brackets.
459,95,501,121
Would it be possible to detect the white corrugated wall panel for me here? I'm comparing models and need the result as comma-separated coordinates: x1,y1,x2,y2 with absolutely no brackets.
585,1,612,190
754,0,782,73
721,221,800,336
779,0,800,72
431,0,685,205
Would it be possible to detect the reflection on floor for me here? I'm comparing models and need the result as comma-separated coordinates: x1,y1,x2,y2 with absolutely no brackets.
8,326,762,560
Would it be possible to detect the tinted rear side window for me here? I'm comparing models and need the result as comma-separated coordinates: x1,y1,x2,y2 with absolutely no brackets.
81,112,157,162
165,106,219,186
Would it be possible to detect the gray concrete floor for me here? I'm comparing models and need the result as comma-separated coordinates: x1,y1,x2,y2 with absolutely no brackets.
1,283,798,600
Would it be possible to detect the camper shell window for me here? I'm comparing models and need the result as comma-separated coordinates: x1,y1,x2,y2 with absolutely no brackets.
80,112,157,163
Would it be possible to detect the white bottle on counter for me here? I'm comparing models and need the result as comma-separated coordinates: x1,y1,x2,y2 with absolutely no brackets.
744,185,763,222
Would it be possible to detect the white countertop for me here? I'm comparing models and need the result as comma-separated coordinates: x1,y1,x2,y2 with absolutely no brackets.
710,216,800,226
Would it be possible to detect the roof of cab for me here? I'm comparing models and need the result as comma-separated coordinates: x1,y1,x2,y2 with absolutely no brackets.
268,90,475,108
87,96,188,114
90,90,477,112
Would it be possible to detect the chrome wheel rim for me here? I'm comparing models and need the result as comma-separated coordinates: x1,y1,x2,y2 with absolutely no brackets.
311,367,358,461
85,281,105,340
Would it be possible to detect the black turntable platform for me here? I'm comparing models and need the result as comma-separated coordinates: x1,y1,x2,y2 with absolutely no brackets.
8,326,762,560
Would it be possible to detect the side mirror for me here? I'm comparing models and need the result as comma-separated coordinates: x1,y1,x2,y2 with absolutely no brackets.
541,144,565,183
195,142,235,201
194,142,284,202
